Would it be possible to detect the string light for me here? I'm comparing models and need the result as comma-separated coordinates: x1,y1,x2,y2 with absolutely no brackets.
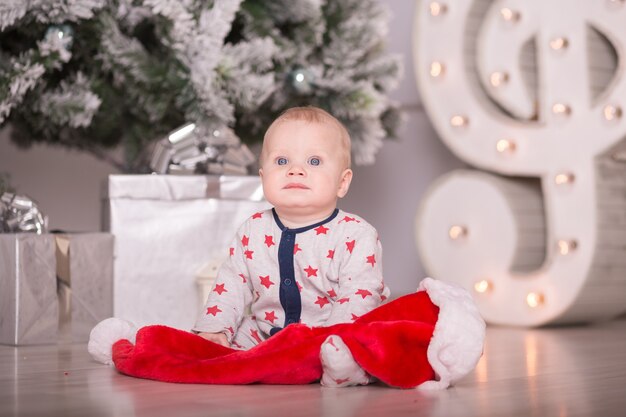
500,8,521,22
448,225,468,240
430,61,445,78
554,172,575,185
557,239,578,255
450,115,469,128
550,37,569,51
603,105,623,121
429,2,448,16
552,103,571,116
496,139,516,154
474,280,493,294
489,71,509,88
526,292,545,308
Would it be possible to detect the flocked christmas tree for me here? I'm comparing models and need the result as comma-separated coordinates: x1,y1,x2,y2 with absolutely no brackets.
0,0,402,173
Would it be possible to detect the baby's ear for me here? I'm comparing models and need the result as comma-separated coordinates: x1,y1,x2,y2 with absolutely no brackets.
337,169,353,198
258,168,263,178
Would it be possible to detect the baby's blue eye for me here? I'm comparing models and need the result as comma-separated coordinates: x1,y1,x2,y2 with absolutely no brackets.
308,157,321,166
276,157,288,165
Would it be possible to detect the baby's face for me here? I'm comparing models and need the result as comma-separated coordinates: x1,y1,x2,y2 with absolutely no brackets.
259,119,352,222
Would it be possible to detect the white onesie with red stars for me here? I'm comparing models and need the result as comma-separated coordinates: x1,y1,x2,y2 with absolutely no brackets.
193,208,390,350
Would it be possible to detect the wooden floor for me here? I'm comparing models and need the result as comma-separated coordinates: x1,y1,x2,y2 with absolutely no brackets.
1,319,626,417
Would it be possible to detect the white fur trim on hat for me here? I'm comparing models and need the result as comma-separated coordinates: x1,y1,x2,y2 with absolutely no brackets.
416,277,486,390
87,318,137,365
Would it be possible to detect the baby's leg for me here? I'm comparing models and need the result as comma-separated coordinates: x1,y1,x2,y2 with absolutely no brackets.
230,317,265,350
320,335,371,387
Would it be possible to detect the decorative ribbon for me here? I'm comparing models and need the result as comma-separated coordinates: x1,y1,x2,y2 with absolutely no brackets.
0,192,47,234
150,123,256,175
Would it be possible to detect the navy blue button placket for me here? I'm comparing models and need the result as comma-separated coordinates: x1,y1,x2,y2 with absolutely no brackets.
269,208,339,336
277,229,300,329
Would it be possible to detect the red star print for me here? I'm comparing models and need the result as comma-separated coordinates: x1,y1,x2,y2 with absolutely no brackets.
239,273,247,283
339,216,359,223
351,313,360,321
381,295,387,301
265,311,277,324
338,297,350,304
232,341,243,349
327,289,337,298
315,296,330,308
259,275,275,289
327,337,339,350
355,289,372,299
293,243,302,255
345,240,355,254
252,212,263,219
264,235,275,247
366,254,376,267
213,283,227,295
334,377,350,384
244,249,254,259
206,305,222,316
241,235,249,246
229,247,234,256
250,329,262,344
327,249,335,259
226,327,234,335
304,265,318,277
315,225,329,235
297,282,303,292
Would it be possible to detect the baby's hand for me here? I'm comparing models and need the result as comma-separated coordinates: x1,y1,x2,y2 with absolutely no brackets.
197,332,229,347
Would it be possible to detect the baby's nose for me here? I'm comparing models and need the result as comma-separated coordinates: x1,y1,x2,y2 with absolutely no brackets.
288,165,305,176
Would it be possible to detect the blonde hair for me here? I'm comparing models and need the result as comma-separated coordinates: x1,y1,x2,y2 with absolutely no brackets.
262,106,352,168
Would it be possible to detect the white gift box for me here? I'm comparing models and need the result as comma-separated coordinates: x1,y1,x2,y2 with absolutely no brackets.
0,233,113,345
105,175,270,330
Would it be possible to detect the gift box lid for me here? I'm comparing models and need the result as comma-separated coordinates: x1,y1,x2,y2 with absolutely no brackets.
105,175,264,201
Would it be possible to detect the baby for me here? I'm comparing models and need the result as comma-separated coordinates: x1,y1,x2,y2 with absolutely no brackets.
193,106,390,384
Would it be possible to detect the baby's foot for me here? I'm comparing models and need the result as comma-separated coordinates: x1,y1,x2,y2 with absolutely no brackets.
320,335,371,387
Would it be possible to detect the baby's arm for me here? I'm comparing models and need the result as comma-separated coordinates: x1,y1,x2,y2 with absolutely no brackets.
325,225,389,325
192,229,254,343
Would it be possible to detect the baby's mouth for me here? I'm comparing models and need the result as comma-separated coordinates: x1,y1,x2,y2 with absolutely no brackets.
284,183,309,190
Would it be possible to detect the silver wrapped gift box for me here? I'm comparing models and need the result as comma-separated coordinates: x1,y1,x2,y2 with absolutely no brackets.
105,175,269,330
0,233,114,345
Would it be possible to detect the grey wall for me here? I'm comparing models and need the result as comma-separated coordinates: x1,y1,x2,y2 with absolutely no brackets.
0,0,463,296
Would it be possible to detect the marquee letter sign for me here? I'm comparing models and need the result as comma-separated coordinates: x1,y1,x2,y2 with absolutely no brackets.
414,0,626,326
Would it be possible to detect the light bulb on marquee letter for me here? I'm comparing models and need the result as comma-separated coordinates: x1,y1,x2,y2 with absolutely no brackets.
554,172,575,185
448,225,468,240
526,292,545,308
496,139,516,154
550,37,569,51
450,115,469,128
490,71,509,88
603,105,623,121
557,239,578,255
430,61,445,78
552,103,572,117
414,0,626,326
429,2,447,17
499,8,520,23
